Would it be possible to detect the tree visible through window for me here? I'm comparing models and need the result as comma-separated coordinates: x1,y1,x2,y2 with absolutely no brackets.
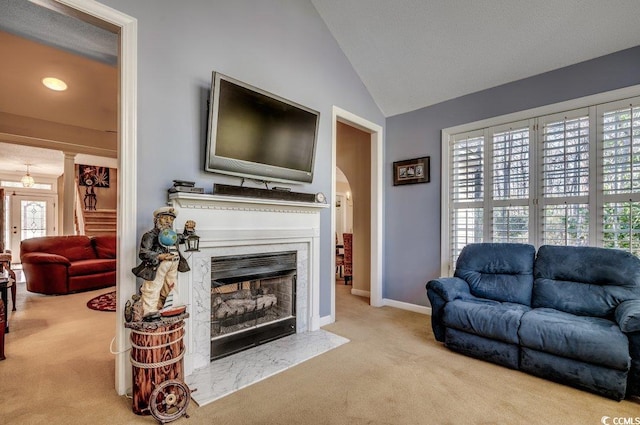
445,96,640,270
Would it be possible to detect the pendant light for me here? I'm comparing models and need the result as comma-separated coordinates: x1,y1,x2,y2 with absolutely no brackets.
21,164,35,188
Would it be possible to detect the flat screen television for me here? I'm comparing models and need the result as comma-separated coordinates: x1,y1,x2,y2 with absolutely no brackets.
205,72,320,184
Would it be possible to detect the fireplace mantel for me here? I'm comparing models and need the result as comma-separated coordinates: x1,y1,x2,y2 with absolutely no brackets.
168,191,328,374
168,192,328,212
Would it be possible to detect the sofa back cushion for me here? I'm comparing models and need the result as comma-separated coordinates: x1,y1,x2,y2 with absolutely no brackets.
20,235,97,262
92,235,117,259
454,243,536,306
533,245,640,317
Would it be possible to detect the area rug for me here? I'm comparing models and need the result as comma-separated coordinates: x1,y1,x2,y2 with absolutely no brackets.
86,290,116,312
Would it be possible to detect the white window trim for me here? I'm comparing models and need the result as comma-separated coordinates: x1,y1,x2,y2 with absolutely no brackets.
441,84,640,276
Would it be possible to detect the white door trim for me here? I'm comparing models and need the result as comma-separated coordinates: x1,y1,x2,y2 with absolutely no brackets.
331,106,384,323
53,0,138,395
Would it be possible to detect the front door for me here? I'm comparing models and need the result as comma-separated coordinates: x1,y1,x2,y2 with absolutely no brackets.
9,194,56,257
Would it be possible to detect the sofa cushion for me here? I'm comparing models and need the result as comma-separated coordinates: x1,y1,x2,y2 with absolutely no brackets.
519,308,630,371
68,259,116,277
533,245,640,317
445,328,520,369
520,347,628,401
92,235,116,259
454,243,535,305
443,298,530,344
21,235,97,263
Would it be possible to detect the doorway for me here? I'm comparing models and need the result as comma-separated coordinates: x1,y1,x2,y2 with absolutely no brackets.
331,107,383,323
8,194,56,255
0,0,138,395
335,166,353,247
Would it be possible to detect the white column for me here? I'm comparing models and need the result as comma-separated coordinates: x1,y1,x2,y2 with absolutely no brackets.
63,153,76,235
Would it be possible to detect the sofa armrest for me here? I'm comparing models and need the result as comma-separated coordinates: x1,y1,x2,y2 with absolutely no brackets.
616,300,640,333
21,252,71,266
426,277,471,302
426,277,471,342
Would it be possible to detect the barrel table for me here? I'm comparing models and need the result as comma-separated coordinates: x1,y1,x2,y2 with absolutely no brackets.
125,312,190,421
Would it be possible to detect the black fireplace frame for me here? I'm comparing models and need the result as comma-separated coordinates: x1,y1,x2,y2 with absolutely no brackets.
210,251,297,361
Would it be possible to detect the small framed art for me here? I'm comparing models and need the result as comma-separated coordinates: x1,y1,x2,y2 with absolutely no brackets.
393,156,430,186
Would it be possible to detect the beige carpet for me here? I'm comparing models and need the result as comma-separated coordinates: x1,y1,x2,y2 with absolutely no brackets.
1,278,639,424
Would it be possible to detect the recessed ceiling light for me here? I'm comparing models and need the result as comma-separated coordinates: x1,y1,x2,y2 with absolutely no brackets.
42,77,68,91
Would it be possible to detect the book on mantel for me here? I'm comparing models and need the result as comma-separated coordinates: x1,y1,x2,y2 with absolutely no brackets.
168,180,204,194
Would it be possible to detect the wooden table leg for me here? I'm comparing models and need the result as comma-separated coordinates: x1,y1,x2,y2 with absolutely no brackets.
0,301,5,360
8,270,16,311
0,283,7,333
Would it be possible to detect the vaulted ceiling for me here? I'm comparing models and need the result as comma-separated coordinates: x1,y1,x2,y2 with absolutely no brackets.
311,0,640,116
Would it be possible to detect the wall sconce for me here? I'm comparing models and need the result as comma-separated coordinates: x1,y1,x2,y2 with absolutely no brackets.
21,164,35,188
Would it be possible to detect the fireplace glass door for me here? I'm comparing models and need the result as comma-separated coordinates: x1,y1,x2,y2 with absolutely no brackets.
210,251,296,360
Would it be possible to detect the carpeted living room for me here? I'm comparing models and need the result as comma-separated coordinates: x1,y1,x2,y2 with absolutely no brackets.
3,1,640,424
2,273,640,424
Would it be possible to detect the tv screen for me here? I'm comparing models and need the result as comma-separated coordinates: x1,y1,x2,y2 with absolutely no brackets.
205,72,320,184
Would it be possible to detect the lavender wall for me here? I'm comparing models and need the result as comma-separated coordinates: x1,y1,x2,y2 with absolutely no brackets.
385,45,640,307
97,0,384,317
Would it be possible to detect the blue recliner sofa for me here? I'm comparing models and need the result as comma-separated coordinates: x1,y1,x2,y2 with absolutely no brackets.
426,243,640,400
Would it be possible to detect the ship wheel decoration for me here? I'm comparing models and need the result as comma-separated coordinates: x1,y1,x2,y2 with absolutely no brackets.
149,379,191,424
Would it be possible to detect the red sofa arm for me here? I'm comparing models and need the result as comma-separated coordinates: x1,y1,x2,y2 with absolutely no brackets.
21,253,71,295
21,252,71,266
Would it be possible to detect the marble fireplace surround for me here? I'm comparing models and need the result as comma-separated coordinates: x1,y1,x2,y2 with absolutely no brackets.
169,192,347,404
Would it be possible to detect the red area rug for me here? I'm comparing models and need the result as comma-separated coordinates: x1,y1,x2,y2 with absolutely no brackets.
87,290,116,312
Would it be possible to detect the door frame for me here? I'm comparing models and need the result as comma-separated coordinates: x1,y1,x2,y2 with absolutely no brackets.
9,194,57,254
53,0,138,395
331,106,384,322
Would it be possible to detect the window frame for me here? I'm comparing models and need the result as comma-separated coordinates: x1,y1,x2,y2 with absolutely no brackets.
441,85,640,276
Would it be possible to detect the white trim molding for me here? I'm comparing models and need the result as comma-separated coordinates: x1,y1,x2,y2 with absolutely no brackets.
383,298,431,315
331,106,384,326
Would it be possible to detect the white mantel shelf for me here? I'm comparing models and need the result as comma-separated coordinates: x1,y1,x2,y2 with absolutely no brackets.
168,192,330,212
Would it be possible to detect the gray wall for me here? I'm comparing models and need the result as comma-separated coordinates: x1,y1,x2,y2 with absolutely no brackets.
385,45,640,307
99,0,384,317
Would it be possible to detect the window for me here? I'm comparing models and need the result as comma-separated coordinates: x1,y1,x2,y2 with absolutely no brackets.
600,100,640,254
491,124,531,244
443,91,640,273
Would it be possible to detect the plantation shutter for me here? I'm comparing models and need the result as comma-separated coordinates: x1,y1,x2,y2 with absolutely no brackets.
449,130,484,266
538,109,590,246
599,97,640,254
445,92,640,276
490,122,531,243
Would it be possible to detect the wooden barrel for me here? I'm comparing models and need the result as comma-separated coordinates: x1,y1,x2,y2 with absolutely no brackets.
127,317,186,415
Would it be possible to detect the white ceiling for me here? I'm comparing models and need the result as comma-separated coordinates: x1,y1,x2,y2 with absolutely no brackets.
0,1,117,178
311,0,640,116
2,0,640,178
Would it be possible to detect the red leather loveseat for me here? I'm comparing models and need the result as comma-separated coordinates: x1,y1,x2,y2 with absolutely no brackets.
20,235,116,295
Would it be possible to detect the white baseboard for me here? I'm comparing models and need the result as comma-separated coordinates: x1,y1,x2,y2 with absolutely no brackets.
319,314,333,327
383,298,431,315
351,288,370,298
325,291,432,324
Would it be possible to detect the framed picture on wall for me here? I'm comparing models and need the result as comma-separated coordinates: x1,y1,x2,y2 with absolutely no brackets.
79,165,110,187
393,156,430,186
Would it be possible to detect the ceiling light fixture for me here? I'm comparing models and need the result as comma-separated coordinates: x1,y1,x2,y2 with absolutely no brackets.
42,77,68,91
21,164,35,188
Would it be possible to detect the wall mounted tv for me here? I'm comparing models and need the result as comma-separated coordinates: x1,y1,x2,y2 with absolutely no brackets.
205,72,320,184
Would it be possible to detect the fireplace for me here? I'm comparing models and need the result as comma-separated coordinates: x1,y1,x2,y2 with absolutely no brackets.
210,251,297,360
167,193,348,405
168,191,328,375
